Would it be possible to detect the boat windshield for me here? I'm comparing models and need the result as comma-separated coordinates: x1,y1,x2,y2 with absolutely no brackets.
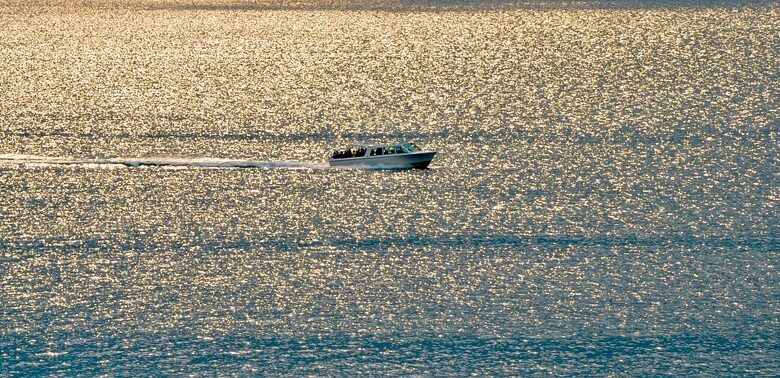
403,143,421,152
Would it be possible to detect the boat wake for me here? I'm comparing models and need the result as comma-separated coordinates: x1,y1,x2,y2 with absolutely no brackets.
0,154,328,170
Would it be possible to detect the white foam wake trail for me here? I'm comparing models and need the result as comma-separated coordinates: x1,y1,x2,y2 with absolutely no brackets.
0,154,328,170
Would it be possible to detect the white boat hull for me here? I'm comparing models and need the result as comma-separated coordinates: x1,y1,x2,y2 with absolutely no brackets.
328,151,436,169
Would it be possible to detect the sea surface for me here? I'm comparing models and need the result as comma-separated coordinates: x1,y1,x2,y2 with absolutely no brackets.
0,0,778,375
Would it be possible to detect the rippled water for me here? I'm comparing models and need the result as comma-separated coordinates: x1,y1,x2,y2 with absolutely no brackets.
1,0,778,375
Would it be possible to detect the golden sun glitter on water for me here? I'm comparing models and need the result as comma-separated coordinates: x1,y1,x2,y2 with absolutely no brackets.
0,1,778,375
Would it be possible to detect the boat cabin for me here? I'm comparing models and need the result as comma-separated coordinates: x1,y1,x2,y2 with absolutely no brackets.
330,142,422,160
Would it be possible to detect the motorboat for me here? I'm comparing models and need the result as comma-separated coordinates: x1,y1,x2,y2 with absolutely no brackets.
328,142,436,169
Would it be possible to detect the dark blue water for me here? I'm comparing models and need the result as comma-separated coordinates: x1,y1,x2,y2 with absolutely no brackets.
0,0,778,375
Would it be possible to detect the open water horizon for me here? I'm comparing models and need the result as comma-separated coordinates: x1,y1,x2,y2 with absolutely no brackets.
0,0,778,375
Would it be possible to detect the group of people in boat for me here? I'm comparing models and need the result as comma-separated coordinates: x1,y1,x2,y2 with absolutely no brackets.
331,147,367,159
331,143,422,160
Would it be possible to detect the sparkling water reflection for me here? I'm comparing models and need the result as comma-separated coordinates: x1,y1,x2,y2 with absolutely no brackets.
0,0,778,375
